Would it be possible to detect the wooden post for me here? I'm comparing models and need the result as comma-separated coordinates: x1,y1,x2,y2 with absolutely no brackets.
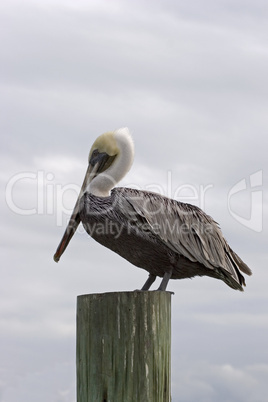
77,291,172,402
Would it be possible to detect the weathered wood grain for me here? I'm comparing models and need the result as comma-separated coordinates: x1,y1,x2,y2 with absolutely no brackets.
77,291,171,402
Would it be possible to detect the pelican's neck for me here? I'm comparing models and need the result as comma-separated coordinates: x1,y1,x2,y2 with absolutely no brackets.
89,128,134,197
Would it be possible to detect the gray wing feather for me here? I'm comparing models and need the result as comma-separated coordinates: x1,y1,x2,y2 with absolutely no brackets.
114,188,251,283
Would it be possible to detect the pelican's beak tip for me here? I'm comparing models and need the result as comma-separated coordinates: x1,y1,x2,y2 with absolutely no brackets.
53,254,60,263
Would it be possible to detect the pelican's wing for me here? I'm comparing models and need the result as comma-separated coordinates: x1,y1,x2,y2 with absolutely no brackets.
113,187,251,283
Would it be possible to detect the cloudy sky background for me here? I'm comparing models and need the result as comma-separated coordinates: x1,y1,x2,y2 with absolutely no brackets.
1,0,268,401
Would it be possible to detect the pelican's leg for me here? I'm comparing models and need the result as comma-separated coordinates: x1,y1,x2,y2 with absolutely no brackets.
141,274,156,290
158,269,173,291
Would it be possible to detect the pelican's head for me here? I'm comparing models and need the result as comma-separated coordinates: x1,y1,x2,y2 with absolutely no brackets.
53,127,134,262
86,131,120,192
87,128,134,197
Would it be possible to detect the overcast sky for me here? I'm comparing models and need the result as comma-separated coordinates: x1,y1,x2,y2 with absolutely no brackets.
1,0,268,401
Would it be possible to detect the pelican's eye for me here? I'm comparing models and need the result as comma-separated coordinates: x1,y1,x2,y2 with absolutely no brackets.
89,149,117,173
88,149,99,166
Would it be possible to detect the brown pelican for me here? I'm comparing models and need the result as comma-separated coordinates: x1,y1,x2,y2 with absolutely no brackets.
54,127,252,291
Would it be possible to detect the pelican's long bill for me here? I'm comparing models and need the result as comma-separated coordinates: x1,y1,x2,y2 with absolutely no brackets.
53,163,95,262
53,149,117,263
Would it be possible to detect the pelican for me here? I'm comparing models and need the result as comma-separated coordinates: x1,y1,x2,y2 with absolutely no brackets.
54,127,252,291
